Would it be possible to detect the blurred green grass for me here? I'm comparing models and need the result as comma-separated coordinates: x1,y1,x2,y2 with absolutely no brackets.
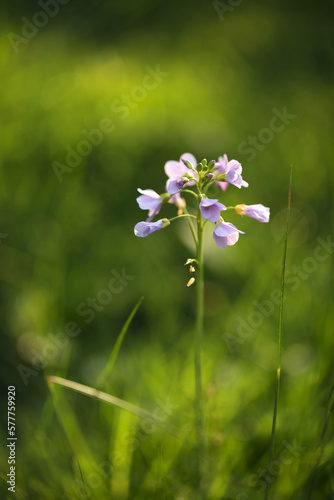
0,1,333,498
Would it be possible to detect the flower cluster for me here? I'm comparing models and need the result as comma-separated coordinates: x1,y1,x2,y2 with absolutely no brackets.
134,153,269,249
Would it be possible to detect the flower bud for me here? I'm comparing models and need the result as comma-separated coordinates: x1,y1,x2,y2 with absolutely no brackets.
187,277,195,287
160,193,172,203
182,159,194,170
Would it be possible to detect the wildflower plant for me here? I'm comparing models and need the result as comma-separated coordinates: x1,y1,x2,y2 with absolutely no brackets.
134,152,270,494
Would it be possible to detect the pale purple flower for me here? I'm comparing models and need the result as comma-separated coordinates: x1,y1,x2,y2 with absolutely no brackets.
199,197,226,222
215,154,248,190
136,188,163,221
213,220,244,249
134,219,170,237
235,204,270,222
166,178,185,194
164,152,198,186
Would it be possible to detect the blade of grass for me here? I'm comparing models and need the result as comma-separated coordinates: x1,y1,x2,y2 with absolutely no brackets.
47,376,100,495
264,165,292,500
304,384,334,498
110,407,137,498
47,375,184,441
97,296,144,388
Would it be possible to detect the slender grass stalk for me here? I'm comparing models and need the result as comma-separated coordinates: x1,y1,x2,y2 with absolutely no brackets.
97,296,144,388
195,212,206,498
264,165,292,500
47,375,184,440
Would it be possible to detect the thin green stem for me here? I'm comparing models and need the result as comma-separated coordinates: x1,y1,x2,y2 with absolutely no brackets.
168,213,197,222
182,189,198,198
203,175,226,192
195,211,205,498
264,166,292,500
183,207,198,246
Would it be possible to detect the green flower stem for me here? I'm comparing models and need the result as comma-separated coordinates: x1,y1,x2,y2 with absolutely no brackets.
169,212,198,245
195,210,206,498
202,177,225,192
182,189,199,198
168,213,197,222
184,208,198,246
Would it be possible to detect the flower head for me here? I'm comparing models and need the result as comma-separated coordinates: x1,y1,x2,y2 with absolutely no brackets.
135,152,269,254
134,219,170,237
199,197,226,222
213,219,244,249
235,204,270,222
215,154,248,190
164,152,198,186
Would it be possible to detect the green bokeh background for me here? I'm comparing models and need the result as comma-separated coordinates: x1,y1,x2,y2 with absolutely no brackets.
0,1,333,498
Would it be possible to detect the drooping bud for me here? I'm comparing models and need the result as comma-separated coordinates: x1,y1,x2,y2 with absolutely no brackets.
189,266,195,273
182,159,194,170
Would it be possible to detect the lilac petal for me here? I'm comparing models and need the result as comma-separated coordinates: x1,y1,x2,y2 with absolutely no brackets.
200,198,226,223
164,160,188,179
137,188,160,198
136,195,161,211
134,219,169,237
200,198,217,208
136,189,161,213
214,221,243,237
166,178,184,194
225,163,242,188
213,221,244,249
245,204,270,222
213,230,238,249
228,159,242,172
216,154,229,174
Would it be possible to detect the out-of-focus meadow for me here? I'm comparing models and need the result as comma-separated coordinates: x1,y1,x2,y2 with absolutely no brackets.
0,1,333,498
